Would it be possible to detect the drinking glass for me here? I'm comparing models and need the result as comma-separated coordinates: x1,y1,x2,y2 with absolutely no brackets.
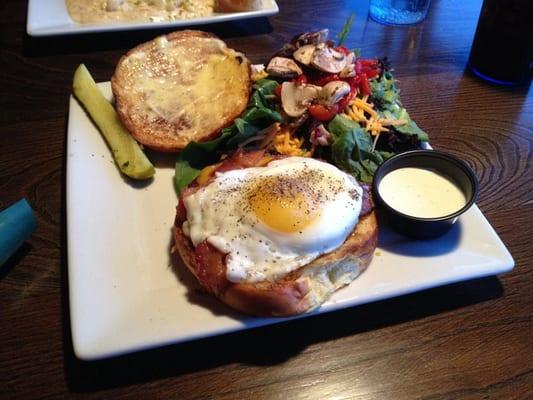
468,0,533,85
369,0,432,25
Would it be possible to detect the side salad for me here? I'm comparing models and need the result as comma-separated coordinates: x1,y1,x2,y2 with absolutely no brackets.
175,25,428,193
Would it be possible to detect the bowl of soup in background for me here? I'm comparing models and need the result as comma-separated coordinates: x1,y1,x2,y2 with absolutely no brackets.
373,150,479,239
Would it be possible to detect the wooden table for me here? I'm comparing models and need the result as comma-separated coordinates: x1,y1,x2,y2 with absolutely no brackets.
1,0,532,398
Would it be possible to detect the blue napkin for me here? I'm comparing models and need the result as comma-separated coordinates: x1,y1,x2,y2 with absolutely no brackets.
0,199,37,266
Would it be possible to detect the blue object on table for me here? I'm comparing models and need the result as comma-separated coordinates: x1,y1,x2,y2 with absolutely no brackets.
369,0,432,25
0,199,37,266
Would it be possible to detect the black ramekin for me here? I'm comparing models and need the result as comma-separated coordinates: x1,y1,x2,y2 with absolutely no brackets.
372,150,479,239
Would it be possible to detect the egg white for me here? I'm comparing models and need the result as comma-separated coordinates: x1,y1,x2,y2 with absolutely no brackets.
182,157,363,283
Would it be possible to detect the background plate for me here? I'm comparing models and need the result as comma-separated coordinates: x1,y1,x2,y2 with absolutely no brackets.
27,0,279,36
67,83,514,360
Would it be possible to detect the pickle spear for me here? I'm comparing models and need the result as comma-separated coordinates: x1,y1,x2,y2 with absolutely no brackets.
72,64,155,180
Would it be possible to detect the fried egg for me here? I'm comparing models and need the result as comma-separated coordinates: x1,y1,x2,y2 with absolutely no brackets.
182,157,363,283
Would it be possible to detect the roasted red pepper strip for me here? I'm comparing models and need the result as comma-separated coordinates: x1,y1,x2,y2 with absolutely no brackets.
274,83,282,98
365,68,379,79
360,73,371,96
345,76,360,90
355,60,363,75
294,74,308,85
355,59,380,79
359,59,379,67
312,73,340,86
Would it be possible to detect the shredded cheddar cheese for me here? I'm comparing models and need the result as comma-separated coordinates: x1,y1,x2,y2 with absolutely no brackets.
351,97,378,119
366,117,390,136
344,95,408,151
344,104,366,123
343,95,409,152
272,126,313,157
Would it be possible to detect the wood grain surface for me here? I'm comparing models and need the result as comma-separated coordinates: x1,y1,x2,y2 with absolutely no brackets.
1,0,532,399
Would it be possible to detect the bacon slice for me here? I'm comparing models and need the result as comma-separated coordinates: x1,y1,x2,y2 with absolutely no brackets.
194,241,229,295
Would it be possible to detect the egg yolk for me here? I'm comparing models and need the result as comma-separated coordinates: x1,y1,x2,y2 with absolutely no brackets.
247,174,321,233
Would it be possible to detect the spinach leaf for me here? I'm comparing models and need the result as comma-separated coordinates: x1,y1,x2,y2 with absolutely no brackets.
327,115,397,182
174,129,233,194
378,150,395,160
331,130,371,182
328,115,376,183
327,114,362,140
253,78,278,95
174,158,201,195
383,108,429,141
250,89,269,109
393,109,429,141
241,106,282,124
225,118,261,148
251,78,279,108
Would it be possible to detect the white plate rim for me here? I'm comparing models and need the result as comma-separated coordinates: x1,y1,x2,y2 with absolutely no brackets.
27,0,279,37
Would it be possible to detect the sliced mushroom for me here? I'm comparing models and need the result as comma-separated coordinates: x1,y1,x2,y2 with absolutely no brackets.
339,64,356,78
293,44,316,66
266,57,303,79
311,47,347,74
275,43,297,58
292,29,329,48
319,81,351,107
281,82,321,117
345,51,356,65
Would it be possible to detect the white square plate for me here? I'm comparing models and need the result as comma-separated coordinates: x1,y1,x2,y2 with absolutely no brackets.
27,0,279,36
67,83,514,360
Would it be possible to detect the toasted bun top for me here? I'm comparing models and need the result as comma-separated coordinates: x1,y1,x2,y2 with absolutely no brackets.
112,30,251,152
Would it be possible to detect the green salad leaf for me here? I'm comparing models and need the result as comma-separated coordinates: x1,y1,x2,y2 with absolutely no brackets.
369,72,400,109
328,113,362,139
225,118,260,148
174,130,232,194
327,115,397,183
370,72,429,142
337,13,355,46
386,108,429,141
174,160,201,195
331,129,373,183
328,115,375,183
